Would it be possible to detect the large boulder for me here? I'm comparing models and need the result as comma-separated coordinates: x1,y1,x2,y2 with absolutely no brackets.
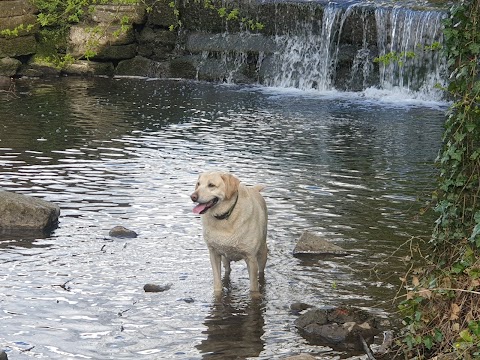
0,191,60,232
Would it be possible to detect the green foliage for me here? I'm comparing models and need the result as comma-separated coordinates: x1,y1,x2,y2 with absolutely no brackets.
434,0,480,253
167,0,264,32
397,0,480,358
30,0,151,65
374,50,416,66
0,24,35,37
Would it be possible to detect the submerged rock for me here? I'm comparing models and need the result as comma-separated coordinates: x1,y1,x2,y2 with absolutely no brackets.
284,355,316,360
109,226,137,238
294,306,385,352
293,231,348,256
0,190,60,232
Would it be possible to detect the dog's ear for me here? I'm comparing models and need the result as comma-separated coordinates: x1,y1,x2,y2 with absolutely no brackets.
221,173,240,199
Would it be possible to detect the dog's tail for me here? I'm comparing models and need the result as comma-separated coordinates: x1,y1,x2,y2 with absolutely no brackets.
252,184,266,192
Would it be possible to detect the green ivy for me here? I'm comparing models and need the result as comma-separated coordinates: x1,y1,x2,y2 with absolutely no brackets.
397,0,480,358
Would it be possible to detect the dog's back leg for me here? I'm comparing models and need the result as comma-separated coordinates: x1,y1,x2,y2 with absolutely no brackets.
222,256,231,276
257,242,268,279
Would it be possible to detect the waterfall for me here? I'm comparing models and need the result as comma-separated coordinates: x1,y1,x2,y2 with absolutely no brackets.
262,3,448,101
186,2,448,102
266,4,344,91
374,7,447,100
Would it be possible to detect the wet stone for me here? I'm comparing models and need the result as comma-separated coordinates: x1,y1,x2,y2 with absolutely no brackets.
294,306,385,352
109,226,137,238
290,302,313,314
293,231,348,256
143,283,172,292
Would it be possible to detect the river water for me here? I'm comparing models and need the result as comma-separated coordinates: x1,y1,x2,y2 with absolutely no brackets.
0,77,446,359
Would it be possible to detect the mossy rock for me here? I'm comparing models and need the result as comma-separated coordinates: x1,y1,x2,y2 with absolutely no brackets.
115,56,170,78
0,35,36,57
0,57,21,76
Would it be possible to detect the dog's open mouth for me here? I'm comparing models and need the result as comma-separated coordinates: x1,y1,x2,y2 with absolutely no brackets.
192,197,218,215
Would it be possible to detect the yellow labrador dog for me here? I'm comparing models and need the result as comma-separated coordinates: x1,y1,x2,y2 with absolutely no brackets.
190,171,268,293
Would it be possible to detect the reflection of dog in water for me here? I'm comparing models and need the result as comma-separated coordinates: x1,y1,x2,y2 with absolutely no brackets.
196,290,265,359
190,171,268,294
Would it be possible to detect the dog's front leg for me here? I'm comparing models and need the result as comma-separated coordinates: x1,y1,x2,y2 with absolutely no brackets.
208,248,223,293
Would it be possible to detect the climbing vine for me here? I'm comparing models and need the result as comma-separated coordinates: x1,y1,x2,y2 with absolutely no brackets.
395,0,480,358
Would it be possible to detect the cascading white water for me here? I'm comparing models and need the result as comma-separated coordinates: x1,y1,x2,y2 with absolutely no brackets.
263,3,447,101
374,7,447,100
266,4,344,91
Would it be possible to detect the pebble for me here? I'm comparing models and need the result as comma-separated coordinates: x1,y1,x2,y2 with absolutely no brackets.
143,283,172,292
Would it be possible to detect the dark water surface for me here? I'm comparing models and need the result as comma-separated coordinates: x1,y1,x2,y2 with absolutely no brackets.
0,77,445,359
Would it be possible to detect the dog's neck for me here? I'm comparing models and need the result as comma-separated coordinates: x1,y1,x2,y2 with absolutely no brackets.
214,192,239,220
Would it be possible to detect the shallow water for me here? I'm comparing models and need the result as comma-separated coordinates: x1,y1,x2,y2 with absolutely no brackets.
0,77,446,359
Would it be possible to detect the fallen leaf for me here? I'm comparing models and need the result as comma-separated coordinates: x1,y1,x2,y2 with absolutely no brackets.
450,303,461,321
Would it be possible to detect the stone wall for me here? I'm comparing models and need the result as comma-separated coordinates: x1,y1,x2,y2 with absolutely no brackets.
0,0,38,76
0,0,448,92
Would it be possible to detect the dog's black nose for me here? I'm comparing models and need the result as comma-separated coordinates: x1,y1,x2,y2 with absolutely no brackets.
190,193,198,202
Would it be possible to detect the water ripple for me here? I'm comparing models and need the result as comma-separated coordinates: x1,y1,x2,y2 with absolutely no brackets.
0,77,445,359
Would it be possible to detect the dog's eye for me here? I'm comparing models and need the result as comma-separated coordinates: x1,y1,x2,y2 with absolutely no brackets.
208,183,216,188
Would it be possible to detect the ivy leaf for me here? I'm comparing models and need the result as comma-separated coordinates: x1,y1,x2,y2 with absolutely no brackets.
423,336,433,350
459,329,473,343
469,43,480,54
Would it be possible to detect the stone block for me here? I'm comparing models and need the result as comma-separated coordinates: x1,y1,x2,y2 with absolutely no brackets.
95,43,137,60
0,0,35,18
115,56,170,78
63,60,114,76
137,27,176,60
146,0,177,28
0,57,21,76
0,35,36,57
185,33,276,54
68,24,136,59
169,57,197,79
90,4,146,24
0,14,38,35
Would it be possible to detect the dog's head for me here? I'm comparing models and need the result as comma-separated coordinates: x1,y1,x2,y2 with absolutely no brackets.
190,171,240,215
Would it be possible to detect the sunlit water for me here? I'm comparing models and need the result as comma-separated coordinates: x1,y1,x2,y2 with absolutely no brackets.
0,77,447,359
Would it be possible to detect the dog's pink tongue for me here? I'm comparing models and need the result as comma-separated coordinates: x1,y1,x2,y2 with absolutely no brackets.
193,203,207,214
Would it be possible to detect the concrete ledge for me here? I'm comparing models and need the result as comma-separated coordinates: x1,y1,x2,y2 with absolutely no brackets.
186,33,277,54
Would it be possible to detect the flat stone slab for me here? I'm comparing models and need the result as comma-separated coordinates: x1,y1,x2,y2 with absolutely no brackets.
0,190,60,232
293,231,348,256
